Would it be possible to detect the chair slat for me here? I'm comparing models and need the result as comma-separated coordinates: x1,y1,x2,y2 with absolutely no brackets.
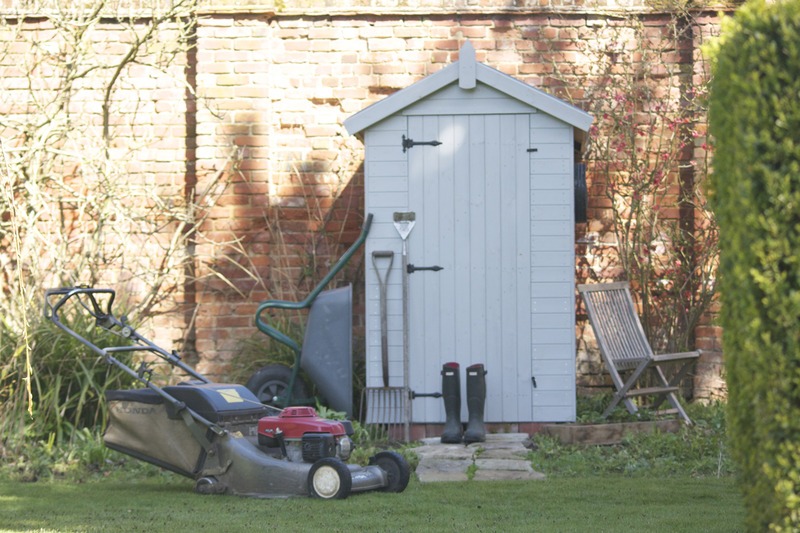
582,284,651,370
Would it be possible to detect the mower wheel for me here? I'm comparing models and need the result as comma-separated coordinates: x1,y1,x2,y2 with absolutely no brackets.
245,364,310,408
308,457,352,499
194,476,225,495
369,451,411,493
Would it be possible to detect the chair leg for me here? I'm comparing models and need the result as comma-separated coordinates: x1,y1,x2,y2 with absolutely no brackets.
611,365,692,425
602,376,632,418
650,365,674,411
603,361,651,418
667,392,692,425
650,363,694,425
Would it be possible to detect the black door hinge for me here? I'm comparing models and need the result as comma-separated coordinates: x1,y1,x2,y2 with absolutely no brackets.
402,135,442,152
407,264,443,274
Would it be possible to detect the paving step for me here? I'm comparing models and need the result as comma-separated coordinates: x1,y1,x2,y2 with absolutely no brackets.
413,433,545,483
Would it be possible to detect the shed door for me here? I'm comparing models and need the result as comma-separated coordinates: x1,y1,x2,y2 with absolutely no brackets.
406,114,532,423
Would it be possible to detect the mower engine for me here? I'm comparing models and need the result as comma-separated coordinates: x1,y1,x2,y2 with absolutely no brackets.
257,406,354,463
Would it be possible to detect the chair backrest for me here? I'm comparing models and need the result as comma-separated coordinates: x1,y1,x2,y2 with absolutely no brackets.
577,282,654,370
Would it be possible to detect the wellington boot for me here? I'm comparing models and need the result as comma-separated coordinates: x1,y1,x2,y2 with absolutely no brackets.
463,363,487,444
440,362,463,444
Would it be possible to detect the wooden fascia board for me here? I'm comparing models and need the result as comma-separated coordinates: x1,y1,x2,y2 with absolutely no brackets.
474,64,593,131
344,63,459,135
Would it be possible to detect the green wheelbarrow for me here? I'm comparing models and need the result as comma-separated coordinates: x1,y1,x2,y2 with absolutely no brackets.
247,214,372,417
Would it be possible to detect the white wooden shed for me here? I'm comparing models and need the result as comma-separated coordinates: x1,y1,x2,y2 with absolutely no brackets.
345,42,593,429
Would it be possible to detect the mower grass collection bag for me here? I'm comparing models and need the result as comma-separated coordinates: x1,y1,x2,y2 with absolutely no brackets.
104,383,267,477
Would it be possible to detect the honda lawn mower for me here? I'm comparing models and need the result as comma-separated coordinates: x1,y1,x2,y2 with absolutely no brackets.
44,287,410,499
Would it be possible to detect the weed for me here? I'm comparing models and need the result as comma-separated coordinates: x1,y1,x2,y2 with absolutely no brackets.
529,402,734,478
314,402,419,470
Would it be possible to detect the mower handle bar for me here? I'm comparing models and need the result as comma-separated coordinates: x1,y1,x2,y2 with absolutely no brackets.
45,286,116,324
43,286,224,436
254,213,373,353
44,287,207,380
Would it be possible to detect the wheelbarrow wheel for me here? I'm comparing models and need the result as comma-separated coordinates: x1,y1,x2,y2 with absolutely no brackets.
369,451,411,493
245,364,310,409
308,457,352,499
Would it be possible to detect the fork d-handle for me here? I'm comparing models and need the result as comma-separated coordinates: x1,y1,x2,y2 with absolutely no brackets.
254,214,373,406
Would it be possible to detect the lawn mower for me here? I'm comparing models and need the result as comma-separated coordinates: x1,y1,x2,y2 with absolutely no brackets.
44,286,410,499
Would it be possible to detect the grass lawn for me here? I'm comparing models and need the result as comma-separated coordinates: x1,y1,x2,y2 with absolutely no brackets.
0,475,743,532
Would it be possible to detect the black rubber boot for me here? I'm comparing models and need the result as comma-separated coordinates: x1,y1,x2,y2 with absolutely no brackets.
440,362,463,444
463,364,487,444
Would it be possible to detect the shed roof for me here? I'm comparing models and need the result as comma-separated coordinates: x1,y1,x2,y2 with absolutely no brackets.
344,41,594,135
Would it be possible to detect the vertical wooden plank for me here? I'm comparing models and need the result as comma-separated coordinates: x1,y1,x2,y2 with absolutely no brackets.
452,115,472,383
498,114,517,420
515,114,534,422
468,114,488,416
483,114,503,421
437,114,457,399
409,114,443,421
406,115,428,419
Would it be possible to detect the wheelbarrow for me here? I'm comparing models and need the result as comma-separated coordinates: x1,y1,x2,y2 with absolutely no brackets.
44,286,409,499
248,213,372,417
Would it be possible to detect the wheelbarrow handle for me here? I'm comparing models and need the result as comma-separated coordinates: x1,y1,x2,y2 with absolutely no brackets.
254,213,373,350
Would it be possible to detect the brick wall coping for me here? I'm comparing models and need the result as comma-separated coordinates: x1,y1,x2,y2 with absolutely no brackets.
194,0,738,16
0,0,739,18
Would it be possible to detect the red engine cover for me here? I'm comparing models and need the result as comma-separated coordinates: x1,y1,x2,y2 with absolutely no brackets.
257,406,346,440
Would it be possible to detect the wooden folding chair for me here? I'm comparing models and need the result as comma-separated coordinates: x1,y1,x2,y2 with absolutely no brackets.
577,282,701,424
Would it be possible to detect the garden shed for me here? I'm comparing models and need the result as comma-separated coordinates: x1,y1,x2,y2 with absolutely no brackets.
345,42,593,430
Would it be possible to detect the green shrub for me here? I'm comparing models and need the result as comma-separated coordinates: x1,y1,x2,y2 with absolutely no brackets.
709,1,800,530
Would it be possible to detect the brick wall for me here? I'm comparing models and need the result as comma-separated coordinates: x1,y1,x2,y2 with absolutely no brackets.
1,2,730,400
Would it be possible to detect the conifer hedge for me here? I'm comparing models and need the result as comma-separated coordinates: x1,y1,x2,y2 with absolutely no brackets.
709,1,800,530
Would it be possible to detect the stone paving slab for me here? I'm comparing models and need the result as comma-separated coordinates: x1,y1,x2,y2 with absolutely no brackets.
479,446,530,460
474,458,534,472
477,439,532,458
415,459,471,482
418,433,531,446
473,469,546,481
413,433,545,483
412,443,475,461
